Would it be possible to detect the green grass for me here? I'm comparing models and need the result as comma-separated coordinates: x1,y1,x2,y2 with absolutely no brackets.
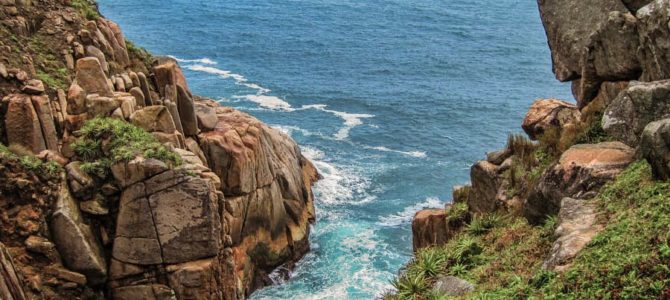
36,70,66,90
388,161,670,299
0,144,63,175
70,0,100,20
72,117,181,177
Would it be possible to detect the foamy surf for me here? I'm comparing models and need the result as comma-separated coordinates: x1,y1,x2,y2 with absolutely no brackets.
301,104,374,140
233,94,294,111
301,146,375,206
377,197,444,227
366,146,427,158
168,55,217,65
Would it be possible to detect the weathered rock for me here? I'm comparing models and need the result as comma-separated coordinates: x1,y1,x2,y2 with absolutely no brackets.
75,57,113,97
166,259,221,300
412,208,450,251
129,87,145,108
130,106,177,134
45,265,87,285
25,236,61,264
432,276,475,296
537,0,629,81
113,285,176,300
86,94,119,117
579,81,629,118
603,80,670,146
195,103,217,132
640,118,670,180
522,99,581,140
153,57,190,98
0,243,27,300
467,160,502,214
543,198,603,271
66,83,87,115
21,79,45,95
4,93,46,153
524,142,634,224
80,195,109,216
575,12,640,106
137,72,154,106
111,157,169,188
197,101,318,291
114,76,126,92
164,100,184,135
85,45,108,73
176,85,198,136
50,181,107,284
452,185,471,204
30,95,59,151
638,0,670,81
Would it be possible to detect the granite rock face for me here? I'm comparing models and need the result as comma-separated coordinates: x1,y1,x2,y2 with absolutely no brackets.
603,80,670,146
524,142,634,224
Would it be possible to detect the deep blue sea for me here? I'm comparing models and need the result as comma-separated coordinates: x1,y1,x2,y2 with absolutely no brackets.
98,1,571,298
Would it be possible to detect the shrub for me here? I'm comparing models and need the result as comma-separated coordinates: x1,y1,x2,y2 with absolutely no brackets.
73,117,181,166
446,202,469,224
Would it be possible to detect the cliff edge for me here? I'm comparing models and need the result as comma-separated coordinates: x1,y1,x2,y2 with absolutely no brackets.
388,0,670,298
0,0,318,299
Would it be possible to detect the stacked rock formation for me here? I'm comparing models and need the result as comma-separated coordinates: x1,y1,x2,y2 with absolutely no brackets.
0,1,318,299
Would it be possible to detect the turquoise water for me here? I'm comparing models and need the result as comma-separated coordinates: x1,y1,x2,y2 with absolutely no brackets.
98,1,571,298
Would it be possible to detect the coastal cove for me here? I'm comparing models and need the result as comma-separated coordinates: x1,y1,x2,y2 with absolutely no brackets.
96,0,571,298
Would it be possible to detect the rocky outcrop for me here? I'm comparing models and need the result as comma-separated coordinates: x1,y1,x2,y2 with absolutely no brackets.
603,80,670,146
521,99,581,140
467,160,503,214
197,99,318,292
637,0,670,81
524,142,634,224
543,198,603,271
537,0,630,82
412,209,449,251
0,2,318,299
640,118,670,180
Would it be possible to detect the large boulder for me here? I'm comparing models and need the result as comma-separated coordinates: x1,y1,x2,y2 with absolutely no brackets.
537,0,630,81
50,181,107,284
467,161,502,214
603,80,670,146
130,106,177,134
3,94,47,153
543,198,603,271
153,57,190,98
524,142,634,224
522,99,581,140
176,85,198,136
112,169,221,265
75,57,113,97
640,118,670,180
197,100,318,291
637,0,670,81
575,11,640,106
432,276,475,297
412,209,448,251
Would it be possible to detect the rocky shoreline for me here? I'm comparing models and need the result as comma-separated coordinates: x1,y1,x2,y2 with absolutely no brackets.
391,0,670,298
0,0,318,299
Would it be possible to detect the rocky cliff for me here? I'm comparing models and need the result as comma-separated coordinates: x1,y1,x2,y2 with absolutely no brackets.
0,0,318,299
388,0,670,298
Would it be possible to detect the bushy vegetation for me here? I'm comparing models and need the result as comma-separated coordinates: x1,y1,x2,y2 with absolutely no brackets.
387,161,670,299
72,117,181,176
70,0,100,20
0,143,62,175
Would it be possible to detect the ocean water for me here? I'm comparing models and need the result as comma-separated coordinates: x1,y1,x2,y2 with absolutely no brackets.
97,0,572,298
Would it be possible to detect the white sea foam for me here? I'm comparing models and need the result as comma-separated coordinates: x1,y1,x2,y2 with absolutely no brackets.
301,104,374,140
186,64,248,82
367,146,427,158
301,146,375,206
231,95,293,111
168,55,217,65
377,197,444,227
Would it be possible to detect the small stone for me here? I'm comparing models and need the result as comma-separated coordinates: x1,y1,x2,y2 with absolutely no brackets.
21,79,45,95
45,265,87,285
433,276,474,296
80,195,109,215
